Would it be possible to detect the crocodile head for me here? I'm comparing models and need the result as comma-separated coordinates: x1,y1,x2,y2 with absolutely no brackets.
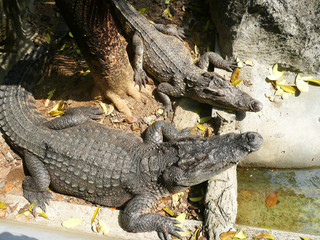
186,74,263,112
162,132,263,192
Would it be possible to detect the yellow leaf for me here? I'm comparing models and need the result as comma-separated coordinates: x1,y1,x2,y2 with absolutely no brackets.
91,207,100,224
163,208,177,217
49,101,66,117
236,57,244,68
233,230,247,239
172,193,180,207
197,124,205,131
0,201,7,209
82,69,90,76
189,196,203,202
254,233,274,239
244,59,254,66
267,64,285,81
194,228,201,240
100,102,114,116
296,74,309,92
304,78,320,85
194,45,200,55
220,231,236,240
279,85,296,94
98,219,109,235
62,218,84,228
178,229,192,237
232,78,244,86
28,201,37,212
274,88,284,96
300,238,311,240
39,212,49,219
175,212,186,227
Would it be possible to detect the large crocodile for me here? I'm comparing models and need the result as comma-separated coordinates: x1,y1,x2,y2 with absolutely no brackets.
0,47,263,239
111,0,263,114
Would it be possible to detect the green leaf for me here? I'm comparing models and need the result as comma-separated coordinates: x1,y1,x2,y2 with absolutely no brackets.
189,196,203,202
199,116,211,124
68,32,74,38
82,69,91,76
139,8,146,14
60,43,66,51
45,33,51,44
204,20,210,31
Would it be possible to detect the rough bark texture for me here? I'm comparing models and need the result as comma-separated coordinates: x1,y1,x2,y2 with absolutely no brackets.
55,0,140,116
210,0,320,73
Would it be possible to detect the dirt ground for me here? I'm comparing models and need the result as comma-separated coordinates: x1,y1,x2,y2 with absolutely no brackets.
0,0,217,238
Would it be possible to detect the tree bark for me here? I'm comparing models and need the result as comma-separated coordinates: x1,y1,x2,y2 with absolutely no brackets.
55,0,140,116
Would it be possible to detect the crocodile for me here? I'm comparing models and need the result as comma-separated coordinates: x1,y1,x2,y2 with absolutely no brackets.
0,47,263,240
111,0,263,114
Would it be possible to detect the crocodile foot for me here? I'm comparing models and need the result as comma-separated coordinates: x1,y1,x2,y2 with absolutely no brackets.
156,216,183,240
134,69,148,90
23,177,52,212
154,24,187,41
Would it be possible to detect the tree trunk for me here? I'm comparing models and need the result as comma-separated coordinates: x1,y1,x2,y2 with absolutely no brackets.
55,0,140,116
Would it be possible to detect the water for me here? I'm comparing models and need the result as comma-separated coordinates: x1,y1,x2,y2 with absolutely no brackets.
237,167,320,235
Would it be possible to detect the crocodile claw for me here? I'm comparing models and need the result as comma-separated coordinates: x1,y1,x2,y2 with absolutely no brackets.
134,69,147,90
157,218,183,240
23,188,53,213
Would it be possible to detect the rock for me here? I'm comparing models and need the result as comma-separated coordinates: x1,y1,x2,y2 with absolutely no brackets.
173,98,200,129
209,0,320,73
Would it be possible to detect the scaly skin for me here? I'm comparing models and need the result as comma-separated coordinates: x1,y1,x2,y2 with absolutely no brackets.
111,0,263,114
0,46,263,240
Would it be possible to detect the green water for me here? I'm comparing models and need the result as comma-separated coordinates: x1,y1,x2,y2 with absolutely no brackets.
237,167,320,235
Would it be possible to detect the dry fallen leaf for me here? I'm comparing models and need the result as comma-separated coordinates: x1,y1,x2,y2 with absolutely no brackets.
62,218,84,228
220,230,236,240
231,67,241,83
266,191,279,208
267,64,285,81
254,233,274,239
296,74,309,93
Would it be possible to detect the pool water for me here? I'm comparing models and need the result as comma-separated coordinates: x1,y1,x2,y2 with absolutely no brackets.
236,167,320,235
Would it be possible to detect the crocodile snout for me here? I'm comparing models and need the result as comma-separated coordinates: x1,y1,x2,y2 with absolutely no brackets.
245,132,263,152
250,100,263,112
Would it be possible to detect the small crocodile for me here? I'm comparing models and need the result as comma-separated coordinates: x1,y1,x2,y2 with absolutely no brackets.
111,0,263,114
0,47,263,240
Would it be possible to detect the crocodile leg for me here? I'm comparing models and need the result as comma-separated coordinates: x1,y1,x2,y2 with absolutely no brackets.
198,52,237,72
132,32,148,90
157,75,186,116
43,106,103,130
121,193,183,240
153,24,186,41
144,120,191,144
22,150,52,212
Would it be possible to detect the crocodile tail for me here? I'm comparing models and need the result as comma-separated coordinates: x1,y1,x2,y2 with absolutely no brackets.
0,45,51,150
